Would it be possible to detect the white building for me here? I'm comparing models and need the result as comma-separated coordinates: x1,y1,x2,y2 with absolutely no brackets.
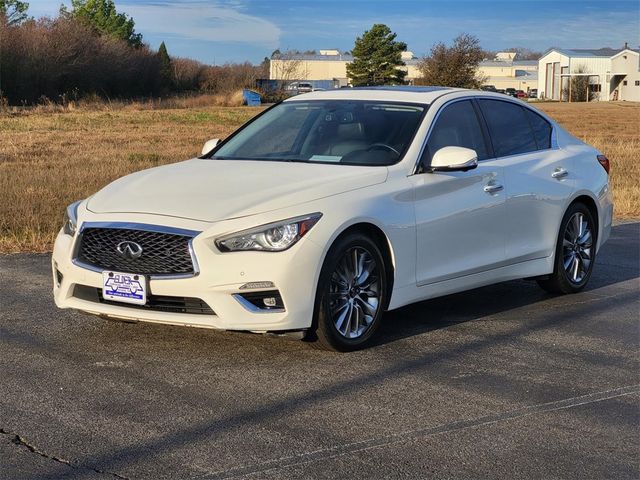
538,46,640,101
269,50,421,87
269,50,537,90
478,58,538,92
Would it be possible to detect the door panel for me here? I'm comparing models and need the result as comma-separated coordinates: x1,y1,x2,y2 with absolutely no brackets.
502,150,575,262
476,99,575,264
413,161,507,286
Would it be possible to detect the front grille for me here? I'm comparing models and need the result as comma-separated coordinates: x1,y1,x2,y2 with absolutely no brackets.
73,285,215,315
77,227,195,276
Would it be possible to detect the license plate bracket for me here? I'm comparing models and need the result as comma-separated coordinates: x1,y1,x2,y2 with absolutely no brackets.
102,271,147,305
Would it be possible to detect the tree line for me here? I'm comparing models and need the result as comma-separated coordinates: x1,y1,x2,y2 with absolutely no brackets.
346,24,542,89
1,0,543,105
0,0,266,105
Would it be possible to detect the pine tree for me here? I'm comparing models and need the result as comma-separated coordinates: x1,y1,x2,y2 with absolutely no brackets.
0,0,30,25
157,41,173,92
346,24,407,86
63,0,142,47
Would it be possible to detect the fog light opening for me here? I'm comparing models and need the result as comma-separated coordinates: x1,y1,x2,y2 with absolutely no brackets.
235,290,285,312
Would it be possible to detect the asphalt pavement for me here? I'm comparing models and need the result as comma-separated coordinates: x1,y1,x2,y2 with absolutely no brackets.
1,222,638,480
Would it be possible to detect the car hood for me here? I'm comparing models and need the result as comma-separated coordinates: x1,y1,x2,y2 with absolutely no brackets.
87,159,388,222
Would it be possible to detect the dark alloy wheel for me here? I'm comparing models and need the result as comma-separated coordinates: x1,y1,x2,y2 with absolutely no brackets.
308,233,389,351
538,202,597,294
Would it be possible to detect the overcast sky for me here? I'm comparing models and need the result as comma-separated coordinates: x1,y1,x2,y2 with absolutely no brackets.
27,0,640,64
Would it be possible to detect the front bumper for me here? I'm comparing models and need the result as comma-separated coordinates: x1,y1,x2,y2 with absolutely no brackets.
52,222,324,332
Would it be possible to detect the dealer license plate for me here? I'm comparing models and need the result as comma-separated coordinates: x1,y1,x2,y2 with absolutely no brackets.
102,271,147,305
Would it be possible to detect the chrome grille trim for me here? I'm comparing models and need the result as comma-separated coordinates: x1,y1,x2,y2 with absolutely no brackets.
72,222,201,279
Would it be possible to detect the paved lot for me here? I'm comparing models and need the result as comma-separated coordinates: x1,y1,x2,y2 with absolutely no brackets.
1,222,638,480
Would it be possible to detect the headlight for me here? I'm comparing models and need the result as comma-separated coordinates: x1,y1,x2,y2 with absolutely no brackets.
216,213,322,252
62,200,82,236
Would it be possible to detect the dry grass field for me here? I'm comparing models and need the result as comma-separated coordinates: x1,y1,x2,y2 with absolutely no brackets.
534,102,640,218
0,101,638,253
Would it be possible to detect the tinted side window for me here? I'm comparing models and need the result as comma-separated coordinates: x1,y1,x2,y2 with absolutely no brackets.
524,108,552,149
478,99,537,157
423,100,489,164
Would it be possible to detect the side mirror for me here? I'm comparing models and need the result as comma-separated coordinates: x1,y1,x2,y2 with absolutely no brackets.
428,146,478,172
201,138,220,156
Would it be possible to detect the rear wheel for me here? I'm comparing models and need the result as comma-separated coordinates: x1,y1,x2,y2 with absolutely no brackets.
307,233,388,351
537,203,596,294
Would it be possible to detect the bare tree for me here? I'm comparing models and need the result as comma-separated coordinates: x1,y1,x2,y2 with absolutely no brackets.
562,65,596,102
502,47,543,60
269,50,309,84
199,62,263,93
172,57,205,91
417,33,487,88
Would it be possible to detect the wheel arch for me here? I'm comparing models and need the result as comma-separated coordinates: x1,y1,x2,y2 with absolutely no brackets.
567,192,600,245
317,220,397,310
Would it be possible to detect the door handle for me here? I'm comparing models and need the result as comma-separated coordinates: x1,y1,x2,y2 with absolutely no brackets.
552,168,569,179
483,184,504,194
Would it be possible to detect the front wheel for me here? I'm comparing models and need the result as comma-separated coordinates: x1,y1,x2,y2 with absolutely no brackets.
307,233,388,351
537,202,597,294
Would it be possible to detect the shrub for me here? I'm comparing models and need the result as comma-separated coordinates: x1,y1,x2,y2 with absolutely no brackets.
0,17,163,104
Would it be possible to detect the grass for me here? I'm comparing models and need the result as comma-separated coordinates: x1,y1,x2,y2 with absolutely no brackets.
0,101,638,253
533,102,640,220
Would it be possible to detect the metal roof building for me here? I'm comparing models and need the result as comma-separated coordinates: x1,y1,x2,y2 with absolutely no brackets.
269,50,421,87
269,50,537,90
537,46,640,101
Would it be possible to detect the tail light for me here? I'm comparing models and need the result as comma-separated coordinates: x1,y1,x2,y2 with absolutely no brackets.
597,155,610,174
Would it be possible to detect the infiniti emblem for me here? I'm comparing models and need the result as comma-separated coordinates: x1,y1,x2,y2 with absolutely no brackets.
116,241,143,259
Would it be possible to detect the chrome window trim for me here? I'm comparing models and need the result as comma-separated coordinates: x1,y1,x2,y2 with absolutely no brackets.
411,95,559,175
232,294,286,314
71,222,201,280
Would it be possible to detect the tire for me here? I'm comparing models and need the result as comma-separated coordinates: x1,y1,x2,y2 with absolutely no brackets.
306,232,389,351
537,202,597,294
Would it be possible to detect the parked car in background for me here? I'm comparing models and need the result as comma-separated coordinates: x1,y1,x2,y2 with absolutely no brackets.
286,82,313,94
496,89,506,94
53,87,613,351
480,85,497,92
529,89,538,98
516,90,527,99
505,88,517,97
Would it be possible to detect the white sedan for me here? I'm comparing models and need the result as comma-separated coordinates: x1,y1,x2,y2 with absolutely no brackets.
52,87,613,351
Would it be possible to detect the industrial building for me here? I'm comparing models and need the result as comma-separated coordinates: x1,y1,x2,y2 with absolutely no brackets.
477,57,538,92
537,46,640,101
269,49,538,91
269,50,420,88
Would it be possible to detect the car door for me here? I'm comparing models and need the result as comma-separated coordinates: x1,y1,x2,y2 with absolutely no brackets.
412,99,507,286
477,99,575,263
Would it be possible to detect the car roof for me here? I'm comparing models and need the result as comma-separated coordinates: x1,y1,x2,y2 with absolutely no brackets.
283,86,462,104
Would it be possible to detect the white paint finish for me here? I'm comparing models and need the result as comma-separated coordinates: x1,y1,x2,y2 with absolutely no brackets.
86,159,388,222
412,159,507,285
52,88,613,333
430,146,478,170
201,138,220,156
500,148,576,262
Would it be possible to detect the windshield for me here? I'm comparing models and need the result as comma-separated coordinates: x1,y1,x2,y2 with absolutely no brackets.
211,100,426,166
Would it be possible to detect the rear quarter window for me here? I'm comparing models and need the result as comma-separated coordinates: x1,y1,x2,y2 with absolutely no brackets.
524,108,553,149
478,99,537,157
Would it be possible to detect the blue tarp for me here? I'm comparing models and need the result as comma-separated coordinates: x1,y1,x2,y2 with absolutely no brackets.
242,89,261,106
